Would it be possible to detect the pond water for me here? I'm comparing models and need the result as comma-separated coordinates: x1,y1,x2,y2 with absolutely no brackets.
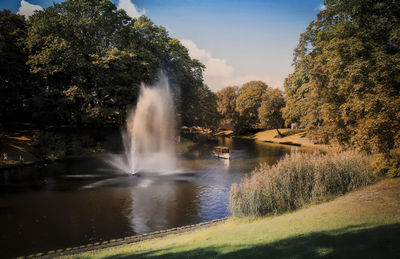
0,137,303,258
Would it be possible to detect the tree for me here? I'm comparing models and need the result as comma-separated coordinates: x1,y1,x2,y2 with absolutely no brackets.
192,84,220,130
235,81,269,133
216,86,239,128
0,10,29,124
127,16,205,127
258,89,285,135
281,61,310,126
284,0,400,152
25,0,135,126
24,0,204,127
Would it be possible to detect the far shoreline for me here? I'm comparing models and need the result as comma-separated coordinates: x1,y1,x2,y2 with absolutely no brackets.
218,128,330,150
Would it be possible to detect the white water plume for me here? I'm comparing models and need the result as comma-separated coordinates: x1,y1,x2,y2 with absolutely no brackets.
108,73,176,174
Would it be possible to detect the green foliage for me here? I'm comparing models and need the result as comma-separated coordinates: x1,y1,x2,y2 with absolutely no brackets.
235,81,269,134
33,131,100,159
258,88,285,133
372,149,400,178
216,81,271,134
190,84,220,130
230,151,374,217
216,86,238,119
216,86,239,132
281,62,310,126
284,0,400,152
0,10,30,123
33,132,66,159
25,0,137,126
0,0,203,128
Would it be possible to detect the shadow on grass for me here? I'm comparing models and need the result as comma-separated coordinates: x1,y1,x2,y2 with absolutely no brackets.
105,223,400,258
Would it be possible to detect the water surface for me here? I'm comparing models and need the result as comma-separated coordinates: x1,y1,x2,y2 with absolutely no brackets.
0,137,302,258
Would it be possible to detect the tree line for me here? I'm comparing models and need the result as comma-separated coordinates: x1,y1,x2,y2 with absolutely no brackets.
215,81,285,135
216,0,400,154
0,0,208,128
1,0,399,154
283,0,400,153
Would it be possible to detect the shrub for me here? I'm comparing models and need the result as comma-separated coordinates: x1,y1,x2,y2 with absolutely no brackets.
33,131,99,159
33,132,66,159
372,149,400,178
65,135,96,156
230,151,375,217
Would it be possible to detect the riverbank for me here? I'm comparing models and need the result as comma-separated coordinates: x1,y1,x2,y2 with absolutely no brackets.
61,177,400,258
0,129,198,170
219,129,329,150
0,129,112,170
0,130,39,168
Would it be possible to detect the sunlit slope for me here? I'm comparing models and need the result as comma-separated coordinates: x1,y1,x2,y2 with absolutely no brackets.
72,178,400,258
236,129,329,149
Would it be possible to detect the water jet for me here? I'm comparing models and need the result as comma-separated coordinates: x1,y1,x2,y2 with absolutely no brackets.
108,73,176,175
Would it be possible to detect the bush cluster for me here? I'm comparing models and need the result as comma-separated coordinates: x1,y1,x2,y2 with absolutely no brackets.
230,151,375,217
33,132,100,160
372,149,400,178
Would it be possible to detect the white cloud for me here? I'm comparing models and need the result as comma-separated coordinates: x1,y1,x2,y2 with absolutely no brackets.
204,58,234,77
17,0,43,18
180,39,211,60
118,0,145,19
181,39,234,90
181,39,284,91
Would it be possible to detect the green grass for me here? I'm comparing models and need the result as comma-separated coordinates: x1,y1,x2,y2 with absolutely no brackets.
66,178,400,258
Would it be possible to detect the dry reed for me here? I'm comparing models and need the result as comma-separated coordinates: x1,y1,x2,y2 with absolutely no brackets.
230,151,374,217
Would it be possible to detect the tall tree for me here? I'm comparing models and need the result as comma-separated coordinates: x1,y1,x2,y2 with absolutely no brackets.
0,10,29,124
24,0,204,127
26,0,134,126
235,81,269,134
284,0,400,152
216,86,239,129
192,84,220,130
258,88,285,135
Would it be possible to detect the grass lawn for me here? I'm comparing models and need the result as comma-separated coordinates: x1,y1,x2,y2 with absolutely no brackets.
68,178,400,258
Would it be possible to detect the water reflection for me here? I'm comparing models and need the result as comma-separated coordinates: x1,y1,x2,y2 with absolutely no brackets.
0,186,135,258
127,178,201,233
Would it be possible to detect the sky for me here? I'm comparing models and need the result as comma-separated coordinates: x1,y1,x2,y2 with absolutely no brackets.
1,0,325,91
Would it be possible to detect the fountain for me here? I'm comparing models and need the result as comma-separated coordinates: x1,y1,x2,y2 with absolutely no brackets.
108,73,176,174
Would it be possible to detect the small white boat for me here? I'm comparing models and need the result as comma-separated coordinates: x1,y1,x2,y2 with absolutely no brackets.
213,146,231,159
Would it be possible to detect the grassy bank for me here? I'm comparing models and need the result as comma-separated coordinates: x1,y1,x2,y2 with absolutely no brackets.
67,178,400,258
236,129,329,149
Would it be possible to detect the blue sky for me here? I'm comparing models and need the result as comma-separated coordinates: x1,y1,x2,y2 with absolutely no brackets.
1,0,325,91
